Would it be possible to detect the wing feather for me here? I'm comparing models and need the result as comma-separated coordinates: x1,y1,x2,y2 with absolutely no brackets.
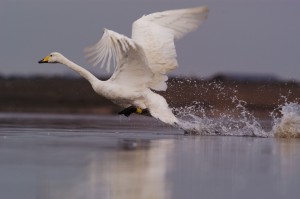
85,29,135,72
132,6,208,90
84,29,153,89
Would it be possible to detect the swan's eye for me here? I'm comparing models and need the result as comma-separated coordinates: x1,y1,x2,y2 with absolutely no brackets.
50,55,53,57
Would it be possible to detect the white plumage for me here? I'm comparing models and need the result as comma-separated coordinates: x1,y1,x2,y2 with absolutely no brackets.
39,6,208,126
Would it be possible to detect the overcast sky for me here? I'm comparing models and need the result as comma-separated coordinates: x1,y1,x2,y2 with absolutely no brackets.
0,0,299,80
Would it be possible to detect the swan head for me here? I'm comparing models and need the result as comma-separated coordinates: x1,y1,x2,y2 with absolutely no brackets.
38,52,64,64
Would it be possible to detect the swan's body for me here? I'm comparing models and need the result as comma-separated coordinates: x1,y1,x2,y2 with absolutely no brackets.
39,6,208,125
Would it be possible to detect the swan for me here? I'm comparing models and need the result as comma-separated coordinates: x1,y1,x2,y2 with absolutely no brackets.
38,6,208,126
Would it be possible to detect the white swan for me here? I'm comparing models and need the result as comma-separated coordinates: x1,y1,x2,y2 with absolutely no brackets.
38,6,208,126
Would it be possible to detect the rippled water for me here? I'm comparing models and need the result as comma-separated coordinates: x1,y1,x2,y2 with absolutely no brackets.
0,113,300,199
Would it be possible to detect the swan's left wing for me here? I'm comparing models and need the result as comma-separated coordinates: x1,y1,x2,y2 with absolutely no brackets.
132,6,208,73
85,29,153,88
132,6,208,91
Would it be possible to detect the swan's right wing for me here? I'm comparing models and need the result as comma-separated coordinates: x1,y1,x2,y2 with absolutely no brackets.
85,29,153,89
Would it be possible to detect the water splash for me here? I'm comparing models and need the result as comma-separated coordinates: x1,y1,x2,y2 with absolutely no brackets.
174,80,300,138
271,102,300,138
176,100,267,138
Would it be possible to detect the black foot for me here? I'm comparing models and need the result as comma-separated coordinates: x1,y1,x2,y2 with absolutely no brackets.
118,106,137,117
118,106,151,117
142,109,150,116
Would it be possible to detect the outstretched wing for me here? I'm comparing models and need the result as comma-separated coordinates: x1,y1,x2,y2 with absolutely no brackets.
132,6,208,90
85,29,153,89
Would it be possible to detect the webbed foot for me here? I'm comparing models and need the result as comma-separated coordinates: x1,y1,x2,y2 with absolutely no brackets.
118,106,150,117
118,106,137,117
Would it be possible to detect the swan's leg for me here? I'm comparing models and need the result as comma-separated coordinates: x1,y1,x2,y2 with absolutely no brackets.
118,106,150,117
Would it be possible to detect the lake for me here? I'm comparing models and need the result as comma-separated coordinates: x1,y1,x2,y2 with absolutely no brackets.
0,113,300,199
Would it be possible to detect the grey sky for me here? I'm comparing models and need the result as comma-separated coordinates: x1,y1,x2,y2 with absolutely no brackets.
0,0,299,80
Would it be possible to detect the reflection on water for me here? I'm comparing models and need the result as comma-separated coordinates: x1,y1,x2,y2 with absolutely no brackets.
0,113,300,199
0,131,173,199
99,140,172,199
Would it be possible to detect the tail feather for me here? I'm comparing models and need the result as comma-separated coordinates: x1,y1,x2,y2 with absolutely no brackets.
145,91,178,125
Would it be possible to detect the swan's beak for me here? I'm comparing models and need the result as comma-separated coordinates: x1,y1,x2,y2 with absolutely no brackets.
38,55,50,64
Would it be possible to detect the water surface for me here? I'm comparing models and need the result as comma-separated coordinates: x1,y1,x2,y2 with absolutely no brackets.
0,113,300,199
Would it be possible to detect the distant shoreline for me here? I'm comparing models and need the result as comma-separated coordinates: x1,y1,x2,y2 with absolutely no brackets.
1,76,299,118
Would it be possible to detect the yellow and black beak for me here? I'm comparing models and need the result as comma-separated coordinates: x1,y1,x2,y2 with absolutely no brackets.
38,55,50,64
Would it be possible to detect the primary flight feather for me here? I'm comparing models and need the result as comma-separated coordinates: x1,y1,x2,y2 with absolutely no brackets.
38,6,209,125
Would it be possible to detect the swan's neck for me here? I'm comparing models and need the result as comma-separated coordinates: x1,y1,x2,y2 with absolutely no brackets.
60,56,100,86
